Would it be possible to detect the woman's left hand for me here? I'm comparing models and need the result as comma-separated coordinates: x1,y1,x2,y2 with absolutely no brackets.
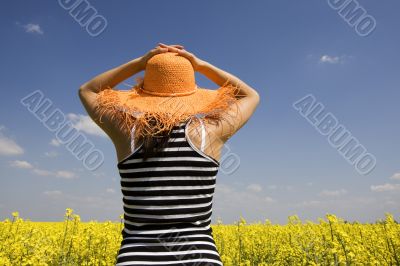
139,44,184,70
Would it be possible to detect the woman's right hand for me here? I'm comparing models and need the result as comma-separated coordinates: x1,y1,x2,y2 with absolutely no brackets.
157,43,205,71
139,44,184,71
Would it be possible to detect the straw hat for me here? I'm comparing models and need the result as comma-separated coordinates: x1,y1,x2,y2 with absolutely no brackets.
94,52,241,138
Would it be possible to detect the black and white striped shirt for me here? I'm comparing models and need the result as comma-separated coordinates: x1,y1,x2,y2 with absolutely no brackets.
116,116,223,266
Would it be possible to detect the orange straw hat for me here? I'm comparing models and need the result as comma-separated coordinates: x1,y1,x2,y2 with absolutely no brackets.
94,52,241,138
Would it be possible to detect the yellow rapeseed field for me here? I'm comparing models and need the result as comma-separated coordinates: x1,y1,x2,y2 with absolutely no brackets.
0,209,399,265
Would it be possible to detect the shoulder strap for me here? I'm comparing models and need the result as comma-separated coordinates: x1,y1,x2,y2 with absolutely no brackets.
198,118,206,152
130,123,137,152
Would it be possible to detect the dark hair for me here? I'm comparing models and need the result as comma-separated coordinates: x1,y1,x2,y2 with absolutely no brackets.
140,117,173,161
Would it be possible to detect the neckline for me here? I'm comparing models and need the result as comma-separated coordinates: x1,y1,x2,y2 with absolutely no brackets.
117,116,221,167
117,121,185,167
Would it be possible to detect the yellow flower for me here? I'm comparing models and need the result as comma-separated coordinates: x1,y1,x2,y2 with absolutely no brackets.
65,208,73,217
1,210,399,265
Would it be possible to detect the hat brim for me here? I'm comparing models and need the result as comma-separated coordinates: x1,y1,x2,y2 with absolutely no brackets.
116,85,222,115
94,82,240,137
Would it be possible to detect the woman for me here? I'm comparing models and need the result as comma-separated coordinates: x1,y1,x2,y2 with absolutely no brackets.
78,43,260,265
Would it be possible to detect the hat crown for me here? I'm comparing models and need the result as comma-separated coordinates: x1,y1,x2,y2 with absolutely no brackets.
143,52,196,96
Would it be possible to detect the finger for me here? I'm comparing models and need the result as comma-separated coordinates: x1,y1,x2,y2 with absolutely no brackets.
158,47,168,53
170,44,184,49
155,46,168,51
152,47,168,55
157,45,179,53
158,43,184,49
177,49,190,56
168,46,184,52
156,44,174,51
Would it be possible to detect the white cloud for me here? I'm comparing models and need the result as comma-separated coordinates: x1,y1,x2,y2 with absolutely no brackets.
293,200,322,208
28,165,79,179
22,23,44,34
215,183,276,207
264,196,275,203
246,183,262,192
55,171,77,179
267,185,277,190
32,168,53,176
216,183,234,194
389,173,400,181
67,113,107,137
370,183,400,192
319,54,352,64
0,127,24,156
42,191,119,210
320,55,340,64
9,160,33,169
43,190,63,197
318,189,347,197
8,157,78,179
106,188,115,194
92,172,107,178
44,151,58,157
49,139,61,147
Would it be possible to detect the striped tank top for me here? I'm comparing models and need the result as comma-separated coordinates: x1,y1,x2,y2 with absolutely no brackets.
115,116,223,266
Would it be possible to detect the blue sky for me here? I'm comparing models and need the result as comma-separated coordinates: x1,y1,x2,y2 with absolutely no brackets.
0,0,399,224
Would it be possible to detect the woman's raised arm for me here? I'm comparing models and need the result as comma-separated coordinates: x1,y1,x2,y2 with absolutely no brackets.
199,61,260,142
160,43,260,142
78,45,183,137
78,56,145,138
